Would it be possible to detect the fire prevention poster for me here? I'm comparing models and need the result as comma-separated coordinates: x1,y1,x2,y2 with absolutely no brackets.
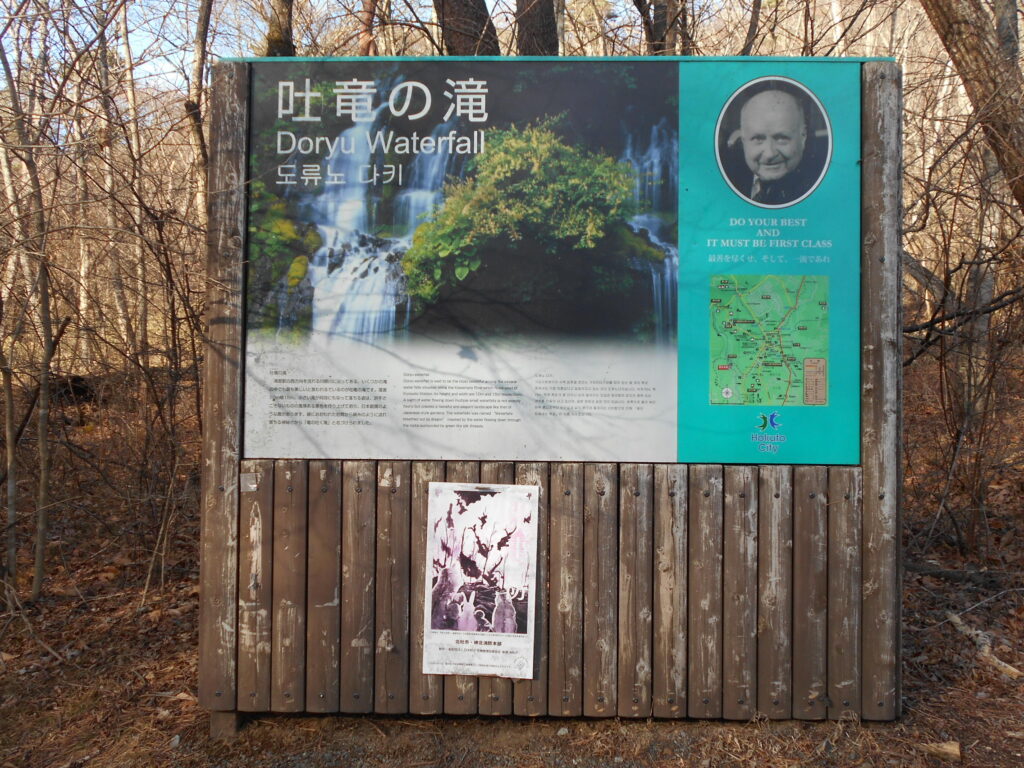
241,58,862,465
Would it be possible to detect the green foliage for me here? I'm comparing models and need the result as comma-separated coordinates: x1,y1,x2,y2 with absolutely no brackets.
403,123,637,309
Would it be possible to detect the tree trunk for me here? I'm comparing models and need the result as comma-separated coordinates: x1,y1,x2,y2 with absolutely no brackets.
919,0,1024,215
433,0,500,55
517,0,559,55
359,0,380,55
264,0,296,56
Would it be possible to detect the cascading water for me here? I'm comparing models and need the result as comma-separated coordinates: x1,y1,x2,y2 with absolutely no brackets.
621,119,680,344
393,120,463,240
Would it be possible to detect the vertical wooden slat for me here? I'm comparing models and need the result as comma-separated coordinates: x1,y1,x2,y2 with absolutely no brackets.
793,466,828,720
340,460,375,713
444,460,480,715
271,460,307,712
687,464,723,719
548,462,584,716
198,61,247,712
861,60,903,721
478,461,515,716
828,467,863,720
583,463,617,717
237,460,272,712
758,465,793,719
514,461,549,716
409,461,445,714
722,465,757,721
306,460,341,712
653,464,687,718
375,460,411,714
618,464,654,718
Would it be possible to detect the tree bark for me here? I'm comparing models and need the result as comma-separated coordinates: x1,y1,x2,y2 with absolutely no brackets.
433,0,500,55
358,0,380,55
919,0,1024,214
264,0,296,56
517,0,559,55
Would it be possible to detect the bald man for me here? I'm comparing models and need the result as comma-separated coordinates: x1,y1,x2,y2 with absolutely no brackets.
727,88,824,205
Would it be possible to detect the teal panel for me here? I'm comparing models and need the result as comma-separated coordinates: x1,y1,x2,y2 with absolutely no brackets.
677,61,861,465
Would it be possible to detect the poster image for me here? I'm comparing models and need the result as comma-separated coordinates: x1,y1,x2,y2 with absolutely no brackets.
422,482,538,678
243,60,679,462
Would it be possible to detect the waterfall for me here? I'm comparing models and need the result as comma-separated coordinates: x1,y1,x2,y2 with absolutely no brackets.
622,119,680,343
393,120,461,240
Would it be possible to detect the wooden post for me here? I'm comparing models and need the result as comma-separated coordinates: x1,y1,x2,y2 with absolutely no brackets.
199,61,247,712
860,60,903,721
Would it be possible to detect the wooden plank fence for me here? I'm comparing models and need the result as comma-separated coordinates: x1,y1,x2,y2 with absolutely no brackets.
199,60,902,726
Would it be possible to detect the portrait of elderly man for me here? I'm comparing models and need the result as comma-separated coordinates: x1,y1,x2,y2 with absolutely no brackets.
717,79,831,207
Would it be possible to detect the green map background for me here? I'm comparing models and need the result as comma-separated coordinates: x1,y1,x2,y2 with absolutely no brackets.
709,274,829,406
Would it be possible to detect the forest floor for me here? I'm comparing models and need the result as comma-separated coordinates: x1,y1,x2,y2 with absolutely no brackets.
1,397,1023,767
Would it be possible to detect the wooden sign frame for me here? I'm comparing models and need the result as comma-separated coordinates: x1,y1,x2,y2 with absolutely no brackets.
198,60,901,736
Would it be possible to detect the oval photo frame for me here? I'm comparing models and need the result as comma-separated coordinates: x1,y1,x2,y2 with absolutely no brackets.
715,76,833,209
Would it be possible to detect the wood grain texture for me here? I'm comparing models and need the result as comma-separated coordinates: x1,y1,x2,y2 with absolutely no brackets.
548,462,584,716
861,60,903,721
443,461,480,715
375,461,411,714
687,465,723,719
478,461,515,716
793,466,828,720
271,461,307,712
723,465,757,721
306,461,341,712
198,61,248,711
237,460,272,712
618,464,654,718
409,461,445,714
583,463,617,717
514,462,549,716
758,465,793,719
828,467,863,720
340,460,376,713
653,464,687,718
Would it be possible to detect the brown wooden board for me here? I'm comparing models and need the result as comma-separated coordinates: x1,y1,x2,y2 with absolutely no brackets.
443,461,480,715
861,60,903,721
237,460,272,712
653,464,687,718
271,461,307,712
375,461,411,714
514,462,549,716
687,465,723,719
758,465,793,719
618,464,654,718
792,466,828,720
477,461,515,716
828,467,863,719
198,61,247,711
306,460,342,712
409,461,445,714
722,465,757,721
548,463,584,717
583,463,617,717
340,460,376,713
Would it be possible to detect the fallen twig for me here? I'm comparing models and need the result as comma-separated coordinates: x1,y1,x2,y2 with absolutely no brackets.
946,611,1023,680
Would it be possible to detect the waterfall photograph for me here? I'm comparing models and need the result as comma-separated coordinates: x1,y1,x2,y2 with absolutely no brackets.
246,60,679,344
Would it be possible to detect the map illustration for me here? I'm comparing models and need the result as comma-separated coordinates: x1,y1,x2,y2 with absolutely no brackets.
709,274,829,406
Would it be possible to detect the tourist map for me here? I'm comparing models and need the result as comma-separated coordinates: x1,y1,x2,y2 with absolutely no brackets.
709,274,829,406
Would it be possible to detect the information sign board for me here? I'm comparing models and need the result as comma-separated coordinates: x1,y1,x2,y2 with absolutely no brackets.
242,58,861,464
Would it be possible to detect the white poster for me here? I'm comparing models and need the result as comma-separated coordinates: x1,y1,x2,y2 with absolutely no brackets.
422,482,538,678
